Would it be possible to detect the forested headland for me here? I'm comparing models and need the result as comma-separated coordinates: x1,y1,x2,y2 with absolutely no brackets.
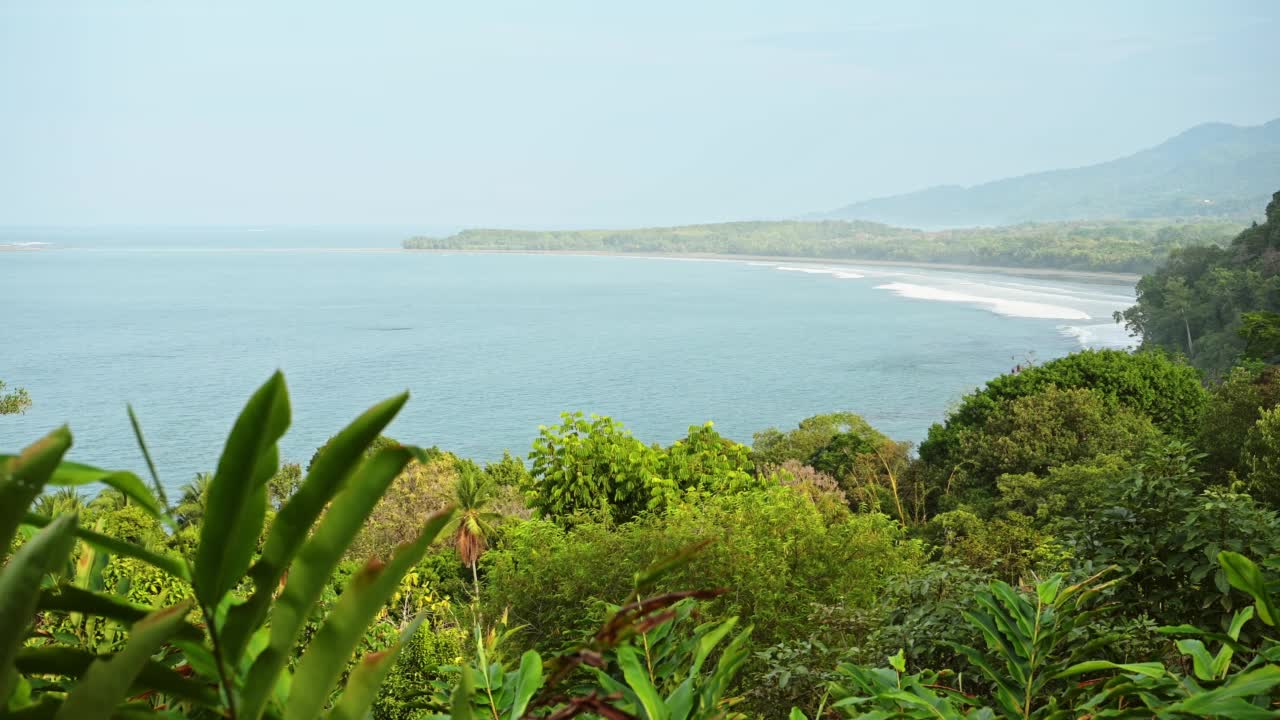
7,192,1280,717
404,218,1241,275
1121,190,1280,375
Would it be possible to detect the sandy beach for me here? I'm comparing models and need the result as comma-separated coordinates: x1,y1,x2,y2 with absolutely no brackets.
402,247,1143,283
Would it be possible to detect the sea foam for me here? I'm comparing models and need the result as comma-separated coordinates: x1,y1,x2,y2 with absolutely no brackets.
1058,322,1136,349
776,266,864,279
873,282,1091,320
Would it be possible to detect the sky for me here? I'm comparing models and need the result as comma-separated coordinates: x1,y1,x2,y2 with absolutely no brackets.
1,1,1278,228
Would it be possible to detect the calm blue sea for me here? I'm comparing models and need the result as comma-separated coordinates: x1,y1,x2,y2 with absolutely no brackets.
1,228,1137,493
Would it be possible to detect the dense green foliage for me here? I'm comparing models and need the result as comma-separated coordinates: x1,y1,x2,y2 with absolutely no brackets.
919,348,1206,498
7,346,1280,718
405,217,1241,274
524,414,761,522
822,118,1280,226
1121,190,1280,374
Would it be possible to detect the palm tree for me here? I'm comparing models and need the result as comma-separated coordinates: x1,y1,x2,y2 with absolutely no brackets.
446,463,502,609
88,487,128,513
33,488,85,517
174,472,213,528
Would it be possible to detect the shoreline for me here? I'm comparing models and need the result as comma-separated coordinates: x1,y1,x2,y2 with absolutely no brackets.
404,247,1142,283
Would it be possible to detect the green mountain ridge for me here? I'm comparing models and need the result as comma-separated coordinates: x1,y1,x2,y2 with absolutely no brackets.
821,118,1280,227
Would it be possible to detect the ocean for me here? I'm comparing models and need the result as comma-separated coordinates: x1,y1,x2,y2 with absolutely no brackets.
1,227,1137,493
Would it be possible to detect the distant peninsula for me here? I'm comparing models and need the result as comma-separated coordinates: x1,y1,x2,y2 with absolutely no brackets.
403,217,1242,275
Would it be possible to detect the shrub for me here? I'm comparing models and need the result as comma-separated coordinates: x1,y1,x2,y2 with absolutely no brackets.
920,349,1206,475
350,454,457,560
1199,362,1280,478
656,422,756,495
760,460,848,520
374,621,466,720
751,412,887,469
927,509,1069,583
992,454,1130,531
1242,405,1280,507
1077,439,1280,626
943,386,1162,499
525,412,662,523
482,485,923,715
482,450,530,487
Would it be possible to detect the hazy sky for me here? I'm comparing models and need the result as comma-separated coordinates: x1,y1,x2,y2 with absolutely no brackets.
2,1,1278,228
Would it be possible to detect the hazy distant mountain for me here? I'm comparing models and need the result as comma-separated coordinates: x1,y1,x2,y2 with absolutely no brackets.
821,119,1280,228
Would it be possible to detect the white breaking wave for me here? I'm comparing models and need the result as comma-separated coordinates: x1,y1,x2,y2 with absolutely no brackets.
992,279,1136,304
874,282,1091,320
776,266,864,279
1058,323,1136,350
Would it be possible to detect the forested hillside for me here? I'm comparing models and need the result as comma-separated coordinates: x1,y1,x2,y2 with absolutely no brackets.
822,118,1280,226
1120,190,1280,374
6,345,1280,717
405,217,1240,274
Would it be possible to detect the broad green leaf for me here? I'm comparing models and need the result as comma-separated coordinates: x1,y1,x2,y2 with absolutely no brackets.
1227,607,1255,641
72,520,108,595
37,585,202,642
0,427,72,555
70,525,106,636
39,461,164,523
54,600,193,720
616,644,667,720
173,639,219,692
327,614,426,720
283,506,453,720
0,513,77,702
127,404,169,512
667,678,694,720
888,648,906,673
589,666,629,697
509,650,544,720
789,709,809,720
947,642,1020,704
1159,623,1211,635
877,689,935,708
988,583,1035,643
238,446,420,720
194,371,290,609
1219,551,1278,627
1176,639,1218,681
1035,574,1063,605
451,666,475,720
1054,660,1166,679
958,608,1026,685
1164,665,1280,718
221,392,408,660
23,512,189,581
691,617,737,677
15,646,217,705
1055,567,1115,606
701,626,752,709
